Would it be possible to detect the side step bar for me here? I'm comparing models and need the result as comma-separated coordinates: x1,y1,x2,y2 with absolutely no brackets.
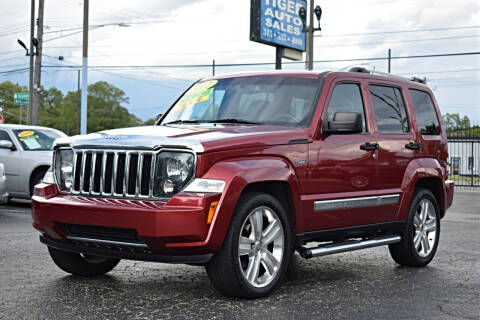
300,235,401,259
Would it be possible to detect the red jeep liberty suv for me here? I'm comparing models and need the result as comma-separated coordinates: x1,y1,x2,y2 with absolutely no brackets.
33,68,454,299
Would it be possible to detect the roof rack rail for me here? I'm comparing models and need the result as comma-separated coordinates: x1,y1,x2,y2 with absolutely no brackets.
348,67,427,84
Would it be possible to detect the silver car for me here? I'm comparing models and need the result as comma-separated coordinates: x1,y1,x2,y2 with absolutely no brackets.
0,124,67,199
0,162,8,203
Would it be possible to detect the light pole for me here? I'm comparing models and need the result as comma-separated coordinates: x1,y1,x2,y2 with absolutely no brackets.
80,0,89,135
299,2,322,70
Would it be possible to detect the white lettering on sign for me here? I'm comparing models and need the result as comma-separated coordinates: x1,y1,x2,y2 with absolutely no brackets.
265,0,303,15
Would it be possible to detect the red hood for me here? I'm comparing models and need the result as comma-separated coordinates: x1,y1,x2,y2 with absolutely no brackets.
93,124,309,153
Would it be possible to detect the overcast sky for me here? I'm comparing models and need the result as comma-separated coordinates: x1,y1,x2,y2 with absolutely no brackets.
0,0,479,122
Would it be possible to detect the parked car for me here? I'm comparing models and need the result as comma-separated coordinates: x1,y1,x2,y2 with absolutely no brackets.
0,162,8,204
0,124,67,199
32,69,454,299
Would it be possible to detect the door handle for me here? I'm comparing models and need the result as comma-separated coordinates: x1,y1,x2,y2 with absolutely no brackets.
405,142,422,150
360,143,379,151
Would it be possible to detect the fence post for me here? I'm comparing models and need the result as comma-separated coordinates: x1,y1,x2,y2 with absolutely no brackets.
472,140,474,187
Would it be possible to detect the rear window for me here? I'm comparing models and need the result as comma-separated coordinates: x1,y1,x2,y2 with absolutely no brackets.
409,89,441,135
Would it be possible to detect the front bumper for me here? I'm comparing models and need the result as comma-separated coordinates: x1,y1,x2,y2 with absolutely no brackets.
32,183,222,258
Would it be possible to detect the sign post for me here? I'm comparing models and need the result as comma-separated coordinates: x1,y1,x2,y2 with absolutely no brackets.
250,0,307,69
14,93,29,124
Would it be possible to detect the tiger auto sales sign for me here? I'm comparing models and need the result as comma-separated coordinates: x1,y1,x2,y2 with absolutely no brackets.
250,0,307,52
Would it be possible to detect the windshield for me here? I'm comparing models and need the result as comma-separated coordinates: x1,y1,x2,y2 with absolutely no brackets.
161,76,323,128
12,129,64,151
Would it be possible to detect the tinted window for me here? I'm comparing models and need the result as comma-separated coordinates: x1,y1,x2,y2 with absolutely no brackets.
324,83,367,132
409,89,440,135
0,130,12,142
370,85,410,134
162,77,322,128
12,129,63,151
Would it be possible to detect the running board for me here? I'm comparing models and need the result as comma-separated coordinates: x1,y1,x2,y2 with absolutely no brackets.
300,235,401,259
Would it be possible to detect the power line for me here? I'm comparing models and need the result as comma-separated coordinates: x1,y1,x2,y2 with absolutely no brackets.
34,51,480,69
316,25,480,38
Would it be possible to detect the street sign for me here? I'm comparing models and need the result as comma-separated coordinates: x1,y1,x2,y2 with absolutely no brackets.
250,0,307,52
14,93,29,106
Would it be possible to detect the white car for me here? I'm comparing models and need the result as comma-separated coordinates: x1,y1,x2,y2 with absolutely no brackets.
0,162,8,203
0,124,67,199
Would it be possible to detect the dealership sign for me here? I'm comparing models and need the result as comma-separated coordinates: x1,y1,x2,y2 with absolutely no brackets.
250,0,307,52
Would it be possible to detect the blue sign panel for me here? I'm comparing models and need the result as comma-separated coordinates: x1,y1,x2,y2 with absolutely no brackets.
254,0,306,52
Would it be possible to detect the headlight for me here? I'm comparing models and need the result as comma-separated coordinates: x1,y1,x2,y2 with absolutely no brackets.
154,151,195,197
54,149,73,191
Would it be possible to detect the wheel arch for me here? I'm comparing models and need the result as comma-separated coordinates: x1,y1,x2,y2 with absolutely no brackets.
29,165,50,196
199,156,303,252
398,158,447,220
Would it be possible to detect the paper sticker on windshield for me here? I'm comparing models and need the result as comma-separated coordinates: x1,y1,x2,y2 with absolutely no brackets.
18,130,35,138
174,87,214,111
19,135,39,141
187,80,217,95
22,137,41,150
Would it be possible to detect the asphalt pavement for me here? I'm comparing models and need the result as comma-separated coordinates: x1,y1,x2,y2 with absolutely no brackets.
0,191,479,320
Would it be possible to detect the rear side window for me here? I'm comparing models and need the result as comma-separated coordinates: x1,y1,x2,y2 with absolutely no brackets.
369,85,410,134
409,89,441,135
324,83,367,132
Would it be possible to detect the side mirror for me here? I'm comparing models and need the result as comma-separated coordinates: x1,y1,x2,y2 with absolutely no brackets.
323,112,363,135
155,113,163,124
0,140,14,150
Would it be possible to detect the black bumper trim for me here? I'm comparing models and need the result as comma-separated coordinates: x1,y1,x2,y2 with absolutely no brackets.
40,235,213,264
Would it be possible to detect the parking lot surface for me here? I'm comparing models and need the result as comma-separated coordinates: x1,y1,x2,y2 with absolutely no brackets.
0,192,479,320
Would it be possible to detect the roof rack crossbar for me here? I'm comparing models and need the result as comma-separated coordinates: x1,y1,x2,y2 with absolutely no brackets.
347,67,427,84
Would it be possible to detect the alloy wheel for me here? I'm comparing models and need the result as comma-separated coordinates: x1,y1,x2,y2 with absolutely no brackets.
413,199,437,257
238,206,285,288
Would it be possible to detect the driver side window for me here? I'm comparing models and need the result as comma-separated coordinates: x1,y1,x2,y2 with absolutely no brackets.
324,83,367,133
0,130,13,143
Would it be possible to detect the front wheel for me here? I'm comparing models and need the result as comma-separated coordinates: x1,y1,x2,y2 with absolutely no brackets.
48,247,120,276
389,188,440,267
206,192,292,299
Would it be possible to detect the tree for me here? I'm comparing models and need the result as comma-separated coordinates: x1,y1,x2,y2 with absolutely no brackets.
442,113,471,129
1,80,144,135
143,118,156,126
0,81,28,124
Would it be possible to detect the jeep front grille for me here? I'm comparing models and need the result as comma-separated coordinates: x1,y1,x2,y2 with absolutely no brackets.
71,149,156,198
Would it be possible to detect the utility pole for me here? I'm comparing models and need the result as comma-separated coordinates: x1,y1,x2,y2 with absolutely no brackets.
387,48,391,73
27,0,35,125
275,47,282,70
32,0,44,125
77,69,80,134
212,59,215,76
80,0,89,134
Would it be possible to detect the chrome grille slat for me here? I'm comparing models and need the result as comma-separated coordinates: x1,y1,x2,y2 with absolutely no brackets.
70,149,166,200
90,152,96,195
100,151,107,194
136,154,143,197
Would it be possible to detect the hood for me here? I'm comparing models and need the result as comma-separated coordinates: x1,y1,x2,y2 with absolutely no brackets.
53,124,309,153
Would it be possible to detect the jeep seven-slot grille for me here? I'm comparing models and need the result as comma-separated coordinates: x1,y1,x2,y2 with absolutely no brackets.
72,150,155,198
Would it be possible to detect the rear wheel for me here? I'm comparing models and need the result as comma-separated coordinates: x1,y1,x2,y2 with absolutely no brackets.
48,247,120,276
206,192,292,299
389,189,440,267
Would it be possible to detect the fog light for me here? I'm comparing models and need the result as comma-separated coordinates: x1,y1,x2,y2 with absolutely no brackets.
163,179,174,194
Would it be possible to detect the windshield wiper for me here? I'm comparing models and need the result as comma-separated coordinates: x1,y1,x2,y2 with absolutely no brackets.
206,118,262,125
162,119,203,126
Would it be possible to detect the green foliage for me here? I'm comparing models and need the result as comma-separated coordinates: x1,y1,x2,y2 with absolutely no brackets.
143,118,156,126
442,113,471,129
0,80,144,135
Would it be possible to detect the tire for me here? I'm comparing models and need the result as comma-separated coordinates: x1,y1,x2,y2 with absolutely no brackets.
206,192,293,299
30,169,47,197
389,188,440,267
48,247,120,276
